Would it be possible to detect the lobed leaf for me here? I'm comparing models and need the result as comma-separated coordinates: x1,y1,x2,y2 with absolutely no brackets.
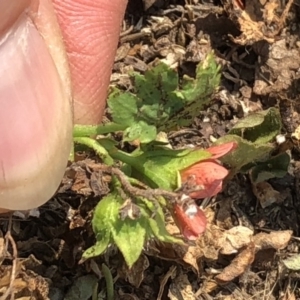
229,108,281,144
215,135,273,171
107,54,220,143
250,152,291,183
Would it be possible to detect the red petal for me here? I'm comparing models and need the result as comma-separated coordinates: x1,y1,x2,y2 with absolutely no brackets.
181,161,228,198
172,203,207,240
207,142,237,159
189,179,223,199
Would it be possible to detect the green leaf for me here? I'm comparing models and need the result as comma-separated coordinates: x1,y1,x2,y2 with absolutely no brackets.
87,192,152,267
215,135,273,171
143,148,210,189
92,193,121,234
106,146,211,190
81,193,121,262
108,89,138,126
250,152,290,183
82,234,110,260
161,53,221,130
107,53,220,143
135,62,179,99
134,63,182,125
214,108,282,173
83,181,185,267
123,121,157,144
139,197,182,244
64,275,98,300
111,213,147,267
229,108,282,144
283,254,300,271
82,193,120,260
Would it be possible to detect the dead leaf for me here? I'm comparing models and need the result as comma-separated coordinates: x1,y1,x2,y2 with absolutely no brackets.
157,265,176,300
215,198,234,229
281,289,296,300
282,254,300,271
253,39,300,96
252,181,284,208
218,226,254,255
225,0,294,45
263,1,279,24
254,230,292,251
119,254,149,288
197,225,223,261
168,271,196,300
215,242,256,284
143,0,157,10
199,279,219,294
292,125,300,140
0,263,23,289
116,294,140,300
229,1,275,45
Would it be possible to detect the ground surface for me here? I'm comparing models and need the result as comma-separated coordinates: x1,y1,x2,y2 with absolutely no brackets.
2,0,300,299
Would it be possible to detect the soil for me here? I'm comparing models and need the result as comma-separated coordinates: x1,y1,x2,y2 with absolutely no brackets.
2,0,300,299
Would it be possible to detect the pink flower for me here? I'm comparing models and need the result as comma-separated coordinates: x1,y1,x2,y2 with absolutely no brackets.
172,142,237,240
172,201,207,241
180,142,237,199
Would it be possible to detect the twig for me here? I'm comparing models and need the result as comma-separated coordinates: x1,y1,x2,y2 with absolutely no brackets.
84,162,205,212
120,25,134,38
120,31,151,44
82,161,179,203
0,215,18,300
110,166,179,202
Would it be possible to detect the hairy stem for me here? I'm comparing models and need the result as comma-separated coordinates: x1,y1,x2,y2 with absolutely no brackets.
73,137,113,165
73,122,125,137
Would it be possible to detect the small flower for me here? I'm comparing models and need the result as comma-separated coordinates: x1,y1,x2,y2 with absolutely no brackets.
172,142,237,240
172,200,207,241
180,142,237,199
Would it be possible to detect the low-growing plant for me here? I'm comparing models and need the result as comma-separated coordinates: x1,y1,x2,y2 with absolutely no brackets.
73,53,287,267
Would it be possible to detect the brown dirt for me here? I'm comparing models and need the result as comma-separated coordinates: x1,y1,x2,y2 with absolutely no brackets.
2,0,300,299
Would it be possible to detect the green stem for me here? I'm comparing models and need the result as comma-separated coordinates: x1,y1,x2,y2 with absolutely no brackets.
101,263,114,300
100,142,139,169
73,137,113,165
73,122,126,137
92,282,98,300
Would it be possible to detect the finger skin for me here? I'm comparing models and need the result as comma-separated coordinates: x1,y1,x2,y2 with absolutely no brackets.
0,0,128,211
52,0,128,124
0,0,73,210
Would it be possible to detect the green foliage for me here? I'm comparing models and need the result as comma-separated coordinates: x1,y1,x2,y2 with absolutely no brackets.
229,107,281,144
250,152,291,183
123,121,156,143
107,53,220,143
215,134,273,171
74,56,290,269
64,275,98,300
82,142,212,266
216,108,282,171
98,140,211,191
82,190,180,267
283,254,300,271
215,107,289,183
